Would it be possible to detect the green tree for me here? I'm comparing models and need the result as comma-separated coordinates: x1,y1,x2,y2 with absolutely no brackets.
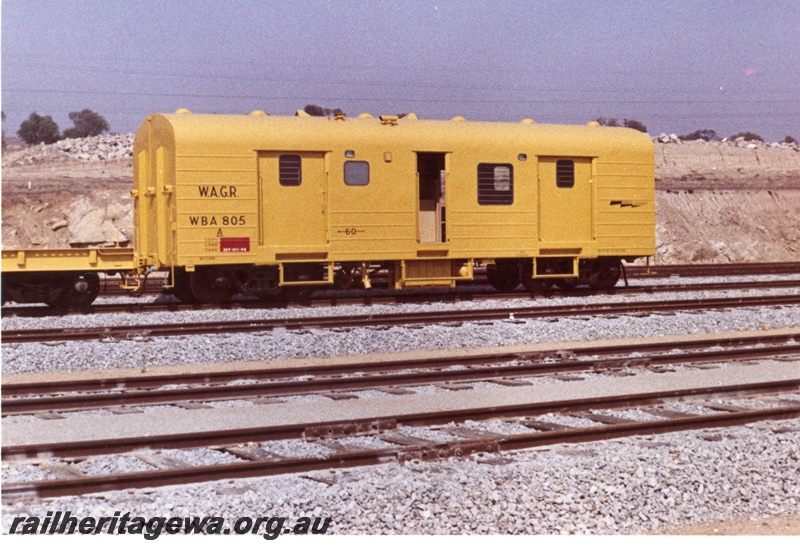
678,129,720,141
17,112,61,145
2,111,6,150
623,119,647,133
781,135,797,145
595,117,620,127
303,104,345,117
596,117,647,132
63,108,110,138
729,131,763,142
303,104,325,116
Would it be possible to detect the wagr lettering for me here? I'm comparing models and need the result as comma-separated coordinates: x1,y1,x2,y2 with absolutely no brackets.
198,185,237,198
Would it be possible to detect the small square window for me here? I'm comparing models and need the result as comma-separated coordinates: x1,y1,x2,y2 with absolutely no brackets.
344,161,370,186
556,160,575,188
279,155,301,186
477,163,514,205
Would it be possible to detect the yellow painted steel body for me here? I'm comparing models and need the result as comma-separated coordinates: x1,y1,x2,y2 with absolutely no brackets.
1,111,654,303
1,247,135,273
132,112,654,288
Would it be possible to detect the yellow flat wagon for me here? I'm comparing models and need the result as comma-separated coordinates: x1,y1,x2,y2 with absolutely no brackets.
1,247,134,307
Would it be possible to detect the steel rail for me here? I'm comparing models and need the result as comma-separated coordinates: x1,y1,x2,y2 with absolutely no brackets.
4,294,800,345
4,330,800,398
4,378,798,461
3,398,798,500
86,262,800,296
3,277,800,318
4,340,800,416
625,261,800,278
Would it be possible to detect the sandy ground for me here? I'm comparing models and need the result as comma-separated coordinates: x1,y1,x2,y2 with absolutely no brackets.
656,141,800,190
662,514,800,535
654,141,800,262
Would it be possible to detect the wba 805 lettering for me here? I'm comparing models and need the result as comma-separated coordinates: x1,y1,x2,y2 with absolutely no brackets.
189,215,246,226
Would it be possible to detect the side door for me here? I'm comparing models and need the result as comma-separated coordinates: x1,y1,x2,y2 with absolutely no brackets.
257,151,328,250
537,157,593,245
417,152,447,243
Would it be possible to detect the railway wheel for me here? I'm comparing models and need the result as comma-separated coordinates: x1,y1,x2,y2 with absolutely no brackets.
486,262,520,292
519,260,554,293
170,268,197,303
45,273,100,308
555,278,578,290
255,285,283,300
334,266,358,290
189,268,234,304
588,259,622,290
281,286,315,301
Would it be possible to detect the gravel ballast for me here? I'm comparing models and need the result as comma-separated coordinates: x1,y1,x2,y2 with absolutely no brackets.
2,280,799,534
3,284,800,376
3,419,798,535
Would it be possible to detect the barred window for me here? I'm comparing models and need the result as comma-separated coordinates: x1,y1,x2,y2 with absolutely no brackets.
279,155,301,186
477,163,513,205
556,159,575,188
344,161,370,186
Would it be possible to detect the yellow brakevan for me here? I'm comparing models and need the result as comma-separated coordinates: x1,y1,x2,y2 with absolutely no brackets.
2,110,655,305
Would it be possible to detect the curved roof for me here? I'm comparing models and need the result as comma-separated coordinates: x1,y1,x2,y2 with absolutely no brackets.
137,112,653,161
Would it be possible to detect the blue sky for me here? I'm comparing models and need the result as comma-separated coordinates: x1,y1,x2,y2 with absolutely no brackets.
2,0,799,140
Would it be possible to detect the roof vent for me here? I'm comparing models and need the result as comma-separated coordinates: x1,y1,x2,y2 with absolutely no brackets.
403,113,419,120
175,108,192,115
587,121,600,127
250,110,268,116
295,110,311,117
358,113,373,119
452,116,466,122
521,118,535,125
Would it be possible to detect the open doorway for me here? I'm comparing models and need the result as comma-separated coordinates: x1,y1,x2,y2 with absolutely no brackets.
417,152,446,243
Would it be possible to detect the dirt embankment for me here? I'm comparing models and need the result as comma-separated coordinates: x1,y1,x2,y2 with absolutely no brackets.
653,141,800,263
2,136,134,248
1,159,133,248
656,140,800,190
2,136,800,262
656,189,800,262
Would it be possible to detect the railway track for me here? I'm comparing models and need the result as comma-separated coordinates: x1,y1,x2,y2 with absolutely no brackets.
3,384,798,500
4,331,800,416
90,261,800,291
3,262,800,318
89,261,800,295
3,276,800,318
624,261,800,278
5,293,800,344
